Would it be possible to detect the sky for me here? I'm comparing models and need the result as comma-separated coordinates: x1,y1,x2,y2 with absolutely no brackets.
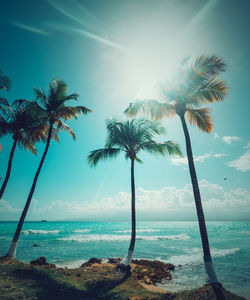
0,0,249,221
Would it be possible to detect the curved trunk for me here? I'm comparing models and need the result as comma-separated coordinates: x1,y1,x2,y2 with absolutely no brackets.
179,114,219,284
120,158,136,266
0,139,18,200
7,123,53,258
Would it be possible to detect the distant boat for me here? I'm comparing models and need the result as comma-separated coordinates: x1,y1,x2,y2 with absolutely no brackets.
41,220,47,222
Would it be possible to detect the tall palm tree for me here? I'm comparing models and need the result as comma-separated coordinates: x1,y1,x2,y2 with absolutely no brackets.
88,118,181,272
0,98,47,200
7,78,92,258
124,55,227,284
0,69,11,91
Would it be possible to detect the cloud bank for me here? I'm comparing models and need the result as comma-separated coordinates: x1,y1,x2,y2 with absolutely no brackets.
1,179,249,221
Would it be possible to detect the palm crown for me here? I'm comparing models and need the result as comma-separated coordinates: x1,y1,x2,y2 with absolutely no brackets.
0,98,47,154
88,118,182,166
124,55,227,133
34,78,92,140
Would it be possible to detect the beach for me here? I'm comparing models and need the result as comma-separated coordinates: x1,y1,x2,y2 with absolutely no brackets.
0,221,249,299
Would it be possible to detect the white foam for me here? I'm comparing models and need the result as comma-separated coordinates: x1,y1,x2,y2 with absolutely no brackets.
56,259,87,269
163,247,240,266
115,229,161,233
22,229,60,235
57,233,190,243
73,229,90,233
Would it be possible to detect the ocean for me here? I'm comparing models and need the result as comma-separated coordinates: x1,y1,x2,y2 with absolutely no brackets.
0,221,249,299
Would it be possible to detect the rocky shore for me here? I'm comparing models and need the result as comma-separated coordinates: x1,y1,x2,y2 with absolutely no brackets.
0,256,246,300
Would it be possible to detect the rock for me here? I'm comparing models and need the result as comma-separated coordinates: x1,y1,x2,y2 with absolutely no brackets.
88,257,102,264
81,257,102,267
30,257,55,268
107,258,122,264
132,259,175,284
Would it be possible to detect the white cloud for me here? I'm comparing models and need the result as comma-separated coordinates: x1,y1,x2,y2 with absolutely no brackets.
0,200,21,213
1,179,250,221
227,150,250,172
213,153,228,158
222,136,241,145
171,153,211,166
214,132,219,139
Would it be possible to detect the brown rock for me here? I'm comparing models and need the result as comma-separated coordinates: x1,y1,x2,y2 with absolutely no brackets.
30,257,55,268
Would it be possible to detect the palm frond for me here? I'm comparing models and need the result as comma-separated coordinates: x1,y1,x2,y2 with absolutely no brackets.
62,93,80,102
34,88,48,108
88,148,121,167
55,120,76,140
18,136,38,155
141,140,182,157
193,55,226,79
186,108,212,133
124,100,176,120
135,156,143,163
193,78,227,104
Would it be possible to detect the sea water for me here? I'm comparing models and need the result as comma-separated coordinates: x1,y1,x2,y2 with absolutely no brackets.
0,221,249,299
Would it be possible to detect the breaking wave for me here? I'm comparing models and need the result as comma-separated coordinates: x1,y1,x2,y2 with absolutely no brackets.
115,229,161,233
163,247,240,266
73,229,90,233
58,233,190,243
22,229,60,235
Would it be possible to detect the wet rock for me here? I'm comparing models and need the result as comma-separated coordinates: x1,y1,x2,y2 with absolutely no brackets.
81,257,102,267
107,258,122,264
132,259,175,284
30,257,55,268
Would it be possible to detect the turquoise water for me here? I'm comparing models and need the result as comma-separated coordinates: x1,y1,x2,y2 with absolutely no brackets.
0,221,249,299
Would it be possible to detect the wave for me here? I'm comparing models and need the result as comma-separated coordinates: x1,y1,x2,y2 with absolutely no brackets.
115,229,161,233
58,233,190,243
73,229,90,233
164,247,240,266
22,229,60,235
56,259,87,269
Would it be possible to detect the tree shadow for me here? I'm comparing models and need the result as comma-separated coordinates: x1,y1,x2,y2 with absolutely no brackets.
12,266,130,300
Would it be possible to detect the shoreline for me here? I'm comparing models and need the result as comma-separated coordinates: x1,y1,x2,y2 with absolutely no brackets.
0,256,246,300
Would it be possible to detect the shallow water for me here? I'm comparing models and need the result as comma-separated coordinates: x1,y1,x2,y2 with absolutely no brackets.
0,221,249,299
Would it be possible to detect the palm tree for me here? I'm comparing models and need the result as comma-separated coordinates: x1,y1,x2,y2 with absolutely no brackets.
88,118,181,272
0,98,47,200
124,55,227,284
7,78,92,258
0,69,11,91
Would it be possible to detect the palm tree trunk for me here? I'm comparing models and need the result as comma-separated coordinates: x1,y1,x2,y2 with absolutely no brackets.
179,114,219,284
7,124,53,258
0,139,17,200
120,158,136,266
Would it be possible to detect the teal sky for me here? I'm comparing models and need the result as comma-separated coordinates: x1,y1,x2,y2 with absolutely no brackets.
0,0,249,221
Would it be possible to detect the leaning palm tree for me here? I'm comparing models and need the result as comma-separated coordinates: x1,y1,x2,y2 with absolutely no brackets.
0,69,11,91
88,118,182,272
124,55,227,284
6,78,92,258
0,98,47,200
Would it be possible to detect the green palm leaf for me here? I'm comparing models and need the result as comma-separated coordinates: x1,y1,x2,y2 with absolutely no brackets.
88,148,121,166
